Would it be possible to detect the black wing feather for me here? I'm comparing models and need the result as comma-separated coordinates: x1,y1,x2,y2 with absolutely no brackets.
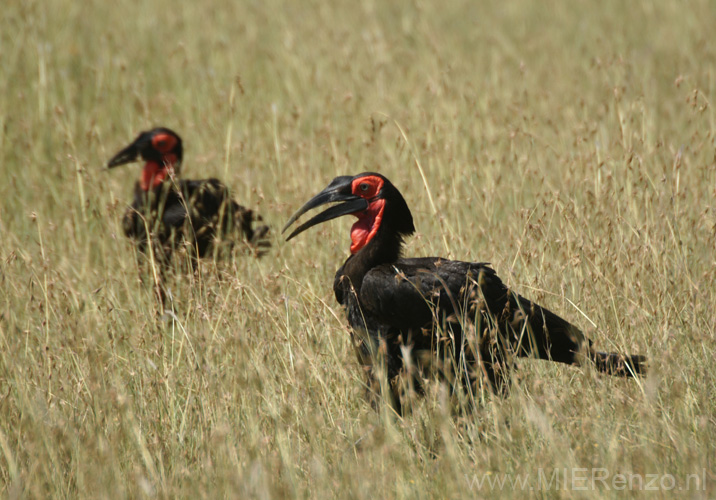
121,178,270,261
360,259,502,328
359,257,587,363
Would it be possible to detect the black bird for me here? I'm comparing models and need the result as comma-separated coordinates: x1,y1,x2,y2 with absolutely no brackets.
108,127,269,268
284,173,646,414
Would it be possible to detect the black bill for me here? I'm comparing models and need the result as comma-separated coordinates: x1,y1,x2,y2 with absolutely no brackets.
283,176,367,241
107,132,150,168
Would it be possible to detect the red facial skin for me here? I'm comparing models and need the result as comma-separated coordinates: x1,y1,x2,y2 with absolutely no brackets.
349,175,385,254
139,133,179,191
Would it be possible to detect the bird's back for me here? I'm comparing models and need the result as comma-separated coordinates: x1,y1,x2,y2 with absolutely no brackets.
359,257,584,359
122,178,260,260
334,256,588,403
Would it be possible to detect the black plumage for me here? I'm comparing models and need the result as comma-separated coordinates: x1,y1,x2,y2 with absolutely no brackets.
284,173,646,414
108,127,269,267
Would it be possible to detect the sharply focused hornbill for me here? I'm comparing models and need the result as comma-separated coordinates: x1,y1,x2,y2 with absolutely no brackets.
284,173,646,414
107,127,269,267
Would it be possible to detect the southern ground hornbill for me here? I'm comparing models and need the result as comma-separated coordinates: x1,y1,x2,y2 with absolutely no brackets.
284,173,646,414
107,127,270,268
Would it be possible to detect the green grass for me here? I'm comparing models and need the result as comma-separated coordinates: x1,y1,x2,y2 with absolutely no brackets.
1,0,715,497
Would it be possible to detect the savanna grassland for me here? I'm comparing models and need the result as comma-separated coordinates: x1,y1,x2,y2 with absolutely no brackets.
1,0,715,497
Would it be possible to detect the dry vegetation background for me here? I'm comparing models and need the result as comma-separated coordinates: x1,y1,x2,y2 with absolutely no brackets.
1,0,715,497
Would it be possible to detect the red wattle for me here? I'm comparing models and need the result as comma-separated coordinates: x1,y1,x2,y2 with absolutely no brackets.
350,199,385,254
140,161,172,191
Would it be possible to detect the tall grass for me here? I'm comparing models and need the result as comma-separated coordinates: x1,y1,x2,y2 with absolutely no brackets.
0,0,714,497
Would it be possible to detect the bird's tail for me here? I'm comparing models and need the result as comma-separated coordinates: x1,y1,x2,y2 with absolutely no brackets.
588,350,646,377
247,219,271,256
233,204,271,255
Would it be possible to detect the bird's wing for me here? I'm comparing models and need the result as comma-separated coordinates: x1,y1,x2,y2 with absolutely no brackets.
180,178,269,244
180,179,229,220
161,201,189,229
358,258,505,329
359,257,587,362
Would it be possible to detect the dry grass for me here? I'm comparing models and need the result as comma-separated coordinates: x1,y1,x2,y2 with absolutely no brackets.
1,0,715,497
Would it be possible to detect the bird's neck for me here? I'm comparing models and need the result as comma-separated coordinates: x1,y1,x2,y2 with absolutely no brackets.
342,222,405,290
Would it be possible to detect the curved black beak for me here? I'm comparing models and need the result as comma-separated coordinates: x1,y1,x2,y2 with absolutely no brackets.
107,133,149,168
283,176,368,241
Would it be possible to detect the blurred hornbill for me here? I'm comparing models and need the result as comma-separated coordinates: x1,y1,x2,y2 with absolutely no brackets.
107,127,269,267
284,173,646,414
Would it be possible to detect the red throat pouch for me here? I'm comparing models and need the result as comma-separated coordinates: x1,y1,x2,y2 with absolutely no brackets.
350,199,385,254
140,161,172,191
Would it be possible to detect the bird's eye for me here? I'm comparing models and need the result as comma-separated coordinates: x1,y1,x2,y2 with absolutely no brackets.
351,175,383,198
151,132,178,153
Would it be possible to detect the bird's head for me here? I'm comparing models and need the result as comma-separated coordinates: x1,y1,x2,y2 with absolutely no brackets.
283,172,414,254
107,127,183,191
